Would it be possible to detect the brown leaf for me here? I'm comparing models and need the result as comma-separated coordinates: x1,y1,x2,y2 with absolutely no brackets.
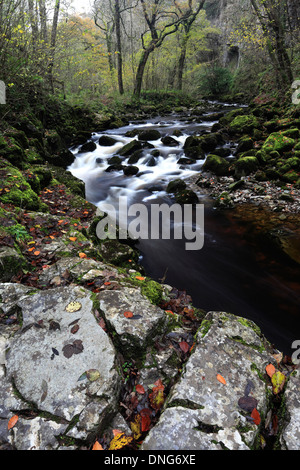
238,396,258,413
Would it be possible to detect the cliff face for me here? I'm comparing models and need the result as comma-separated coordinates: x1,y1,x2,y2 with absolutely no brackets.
204,0,251,67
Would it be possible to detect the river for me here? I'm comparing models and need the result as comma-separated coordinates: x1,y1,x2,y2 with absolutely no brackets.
69,103,300,356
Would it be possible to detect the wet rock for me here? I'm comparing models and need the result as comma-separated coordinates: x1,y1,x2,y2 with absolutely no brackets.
99,135,118,146
142,311,275,450
138,129,161,141
117,140,143,156
166,179,187,193
161,136,179,147
175,189,199,205
78,141,97,153
123,165,139,176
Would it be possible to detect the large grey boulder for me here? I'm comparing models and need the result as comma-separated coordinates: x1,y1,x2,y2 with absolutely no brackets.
142,311,276,450
2,284,120,448
98,286,167,357
280,370,300,450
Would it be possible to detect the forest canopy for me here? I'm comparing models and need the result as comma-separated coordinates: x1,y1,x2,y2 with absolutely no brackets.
0,0,299,107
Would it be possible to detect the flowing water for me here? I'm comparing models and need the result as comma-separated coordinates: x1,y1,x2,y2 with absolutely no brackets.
69,104,300,356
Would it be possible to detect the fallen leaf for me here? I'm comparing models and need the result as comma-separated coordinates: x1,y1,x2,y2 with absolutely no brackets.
140,408,152,432
123,310,134,318
216,374,226,385
135,276,145,281
8,415,18,430
92,441,103,450
271,370,286,395
79,252,87,258
65,301,82,312
109,432,133,450
136,384,145,394
238,396,258,413
112,429,123,437
86,369,100,382
149,379,165,411
130,414,142,440
251,408,261,425
33,251,40,256
266,363,276,378
179,341,189,353
69,237,77,242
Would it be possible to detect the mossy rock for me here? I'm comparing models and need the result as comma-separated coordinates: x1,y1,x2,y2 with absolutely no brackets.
138,129,161,141
281,128,300,139
262,132,295,154
24,147,44,164
166,179,187,193
5,128,29,149
236,136,254,154
48,165,85,196
184,145,205,160
214,191,234,209
31,166,53,189
45,130,64,153
99,135,118,146
78,141,97,153
229,115,259,135
281,170,299,184
202,154,230,176
174,189,198,205
46,148,75,168
123,165,139,176
0,135,25,167
0,246,28,282
219,108,247,126
198,133,224,152
234,156,259,177
117,140,143,156
0,163,45,211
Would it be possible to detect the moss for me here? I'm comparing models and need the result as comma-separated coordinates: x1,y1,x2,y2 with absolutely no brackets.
229,115,259,135
202,154,230,176
262,132,295,154
140,280,163,305
0,135,25,167
234,156,259,177
199,318,213,337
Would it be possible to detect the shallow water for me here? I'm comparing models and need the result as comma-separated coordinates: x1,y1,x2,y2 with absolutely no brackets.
69,106,300,355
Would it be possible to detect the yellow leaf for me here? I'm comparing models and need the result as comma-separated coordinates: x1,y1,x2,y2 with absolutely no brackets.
65,301,82,313
271,370,286,395
108,432,133,450
130,414,142,440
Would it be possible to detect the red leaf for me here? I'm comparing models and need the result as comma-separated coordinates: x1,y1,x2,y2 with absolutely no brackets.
251,408,261,425
141,414,151,432
123,310,133,318
179,341,189,353
266,363,276,378
136,384,145,394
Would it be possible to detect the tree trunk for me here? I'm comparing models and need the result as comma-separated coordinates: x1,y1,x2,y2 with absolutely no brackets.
48,0,60,92
133,48,152,98
115,0,124,94
177,35,188,90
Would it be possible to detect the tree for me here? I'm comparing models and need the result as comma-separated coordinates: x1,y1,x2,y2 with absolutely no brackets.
133,0,205,98
175,0,205,90
249,0,293,89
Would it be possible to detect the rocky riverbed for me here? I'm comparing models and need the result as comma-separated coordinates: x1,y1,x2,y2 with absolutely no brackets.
0,96,300,451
